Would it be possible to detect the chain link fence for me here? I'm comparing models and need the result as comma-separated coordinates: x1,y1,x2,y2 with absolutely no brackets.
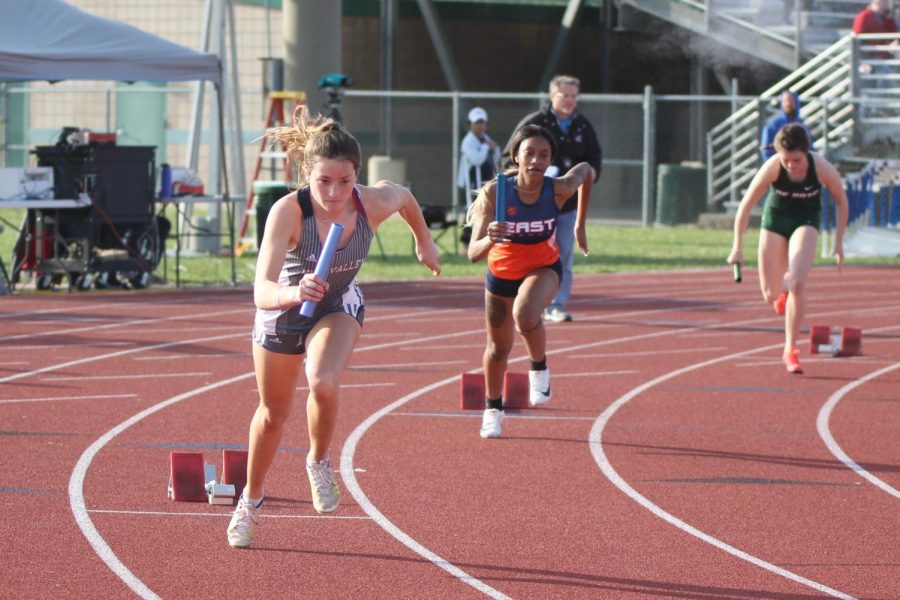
3,83,751,226
0,0,755,227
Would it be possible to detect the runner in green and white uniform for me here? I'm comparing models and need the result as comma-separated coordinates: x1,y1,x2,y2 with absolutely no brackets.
727,123,848,375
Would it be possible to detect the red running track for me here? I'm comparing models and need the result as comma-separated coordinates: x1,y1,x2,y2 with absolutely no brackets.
1,265,898,599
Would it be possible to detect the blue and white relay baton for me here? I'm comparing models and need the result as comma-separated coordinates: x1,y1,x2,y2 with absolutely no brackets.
495,173,506,224
495,173,507,242
299,223,344,318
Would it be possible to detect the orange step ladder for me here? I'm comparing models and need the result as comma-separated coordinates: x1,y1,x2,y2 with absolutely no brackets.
235,90,306,256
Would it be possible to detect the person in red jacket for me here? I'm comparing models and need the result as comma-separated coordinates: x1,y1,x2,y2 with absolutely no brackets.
853,0,898,117
853,0,898,52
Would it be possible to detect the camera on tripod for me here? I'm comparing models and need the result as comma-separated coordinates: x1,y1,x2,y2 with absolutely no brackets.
318,73,353,90
318,73,353,123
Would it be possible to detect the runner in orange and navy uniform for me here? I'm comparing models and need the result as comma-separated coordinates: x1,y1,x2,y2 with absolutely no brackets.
467,124,595,439
487,174,562,289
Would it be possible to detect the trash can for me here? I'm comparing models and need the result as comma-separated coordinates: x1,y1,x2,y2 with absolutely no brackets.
655,162,708,225
253,181,290,249
188,215,220,254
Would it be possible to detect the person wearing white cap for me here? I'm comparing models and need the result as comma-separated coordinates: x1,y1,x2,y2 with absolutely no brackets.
458,107,500,216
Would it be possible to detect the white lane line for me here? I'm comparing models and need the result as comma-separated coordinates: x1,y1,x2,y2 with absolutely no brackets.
817,361,900,500
571,347,727,359
399,343,485,350
0,301,127,321
88,509,371,520
390,411,597,422
0,394,139,405
134,353,248,361
0,306,247,344
41,372,211,382
555,371,638,378
62,289,900,599
69,372,256,600
349,360,466,369
341,376,513,600
93,326,248,335
588,343,856,600
69,326,488,600
339,300,900,600
0,332,242,384
0,342,133,350
295,382,397,391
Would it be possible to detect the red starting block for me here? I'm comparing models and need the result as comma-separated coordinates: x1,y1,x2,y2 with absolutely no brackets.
168,450,239,504
460,371,529,410
809,325,863,357
460,373,485,410
502,372,530,409
168,451,207,502
222,449,248,500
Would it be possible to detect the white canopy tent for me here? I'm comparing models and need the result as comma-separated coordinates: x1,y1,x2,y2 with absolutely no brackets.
0,0,222,85
0,0,244,287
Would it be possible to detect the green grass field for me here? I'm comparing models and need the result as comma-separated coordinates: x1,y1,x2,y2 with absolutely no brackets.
1,207,894,289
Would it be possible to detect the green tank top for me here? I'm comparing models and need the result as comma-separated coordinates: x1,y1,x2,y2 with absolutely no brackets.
765,153,821,213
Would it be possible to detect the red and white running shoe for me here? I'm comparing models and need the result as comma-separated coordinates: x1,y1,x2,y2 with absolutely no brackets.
783,348,803,374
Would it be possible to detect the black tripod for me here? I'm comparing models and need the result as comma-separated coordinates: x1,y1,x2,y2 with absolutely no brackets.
322,87,344,124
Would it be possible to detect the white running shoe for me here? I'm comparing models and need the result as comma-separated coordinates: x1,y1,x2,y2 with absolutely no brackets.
227,494,262,548
480,408,504,438
529,368,551,406
307,457,340,514
544,307,572,323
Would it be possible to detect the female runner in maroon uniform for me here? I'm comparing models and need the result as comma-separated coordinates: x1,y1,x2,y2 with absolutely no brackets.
227,106,440,548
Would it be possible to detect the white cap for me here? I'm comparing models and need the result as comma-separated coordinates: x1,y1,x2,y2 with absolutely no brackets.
467,107,488,123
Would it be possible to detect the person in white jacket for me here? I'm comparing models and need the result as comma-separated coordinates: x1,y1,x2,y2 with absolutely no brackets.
458,106,500,211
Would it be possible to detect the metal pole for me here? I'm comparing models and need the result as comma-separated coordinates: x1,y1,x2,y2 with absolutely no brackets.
225,0,246,217
706,132,713,208
850,35,862,146
729,78,738,207
415,0,463,90
794,0,802,68
381,0,396,156
538,0,584,91
207,0,224,199
186,0,213,170
642,85,656,227
451,92,463,222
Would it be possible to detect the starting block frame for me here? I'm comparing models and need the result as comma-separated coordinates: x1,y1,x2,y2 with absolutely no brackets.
809,325,863,357
460,371,530,410
168,449,248,504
